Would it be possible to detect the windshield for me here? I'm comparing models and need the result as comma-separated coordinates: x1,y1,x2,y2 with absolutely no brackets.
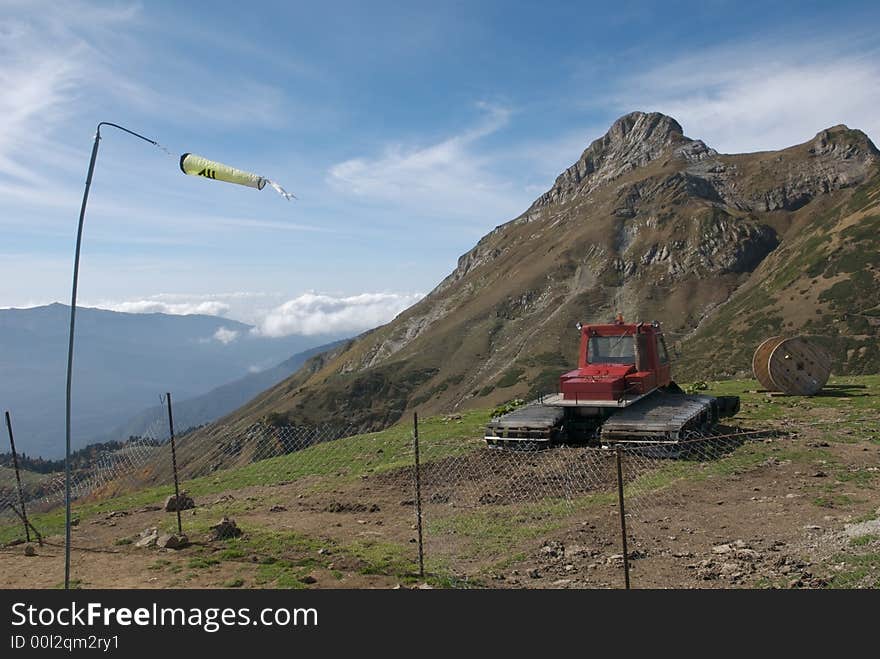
587,335,635,364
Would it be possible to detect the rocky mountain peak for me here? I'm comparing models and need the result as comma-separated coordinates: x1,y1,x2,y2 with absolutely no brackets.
532,111,692,208
607,111,684,145
809,124,879,160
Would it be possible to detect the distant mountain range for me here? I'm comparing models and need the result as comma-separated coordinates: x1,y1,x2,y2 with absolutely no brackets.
108,339,347,441
195,112,879,444
0,303,347,457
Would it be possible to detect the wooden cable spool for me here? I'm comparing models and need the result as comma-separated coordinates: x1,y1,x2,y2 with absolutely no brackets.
752,335,831,395
752,336,784,391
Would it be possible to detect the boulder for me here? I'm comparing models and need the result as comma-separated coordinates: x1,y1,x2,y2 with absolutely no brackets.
209,517,242,541
157,533,188,550
164,492,195,512
135,528,159,548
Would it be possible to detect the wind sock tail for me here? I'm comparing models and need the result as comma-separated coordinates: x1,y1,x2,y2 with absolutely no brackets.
265,178,296,201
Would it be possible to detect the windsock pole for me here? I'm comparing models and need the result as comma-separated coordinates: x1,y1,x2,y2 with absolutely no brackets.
65,123,159,589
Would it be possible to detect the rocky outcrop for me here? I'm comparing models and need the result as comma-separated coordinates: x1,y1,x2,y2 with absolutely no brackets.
685,125,878,212
532,112,690,208
621,215,778,279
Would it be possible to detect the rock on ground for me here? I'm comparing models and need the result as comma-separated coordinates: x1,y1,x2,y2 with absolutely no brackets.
164,492,195,512
135,528,159,548
209,517,242,541
157,533,188,550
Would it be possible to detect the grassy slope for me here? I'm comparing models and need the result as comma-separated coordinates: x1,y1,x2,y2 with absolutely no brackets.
0,465,51,489
678,172,880,380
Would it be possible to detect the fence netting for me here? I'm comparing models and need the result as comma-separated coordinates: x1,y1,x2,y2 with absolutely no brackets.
0,411,171,522
1,409,786,588
417,426,784,587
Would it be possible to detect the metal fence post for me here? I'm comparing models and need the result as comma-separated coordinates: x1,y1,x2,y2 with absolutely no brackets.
165,393,183,535
412,412,425,578
615,445,631,590
4,411,30,543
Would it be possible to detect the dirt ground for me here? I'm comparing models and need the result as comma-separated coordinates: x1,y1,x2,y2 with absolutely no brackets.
496,435,880,589
1,416,878,589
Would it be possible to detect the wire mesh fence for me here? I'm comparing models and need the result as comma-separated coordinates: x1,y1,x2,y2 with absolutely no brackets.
618,427,792,587
0,411,171,522
415,424,790,588
416,437,619,585
0,399,793,589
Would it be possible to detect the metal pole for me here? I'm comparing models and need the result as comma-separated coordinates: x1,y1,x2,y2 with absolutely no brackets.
166,392,183,535
64,128,101,589
615,446,631,589
64,122,159,589
5,411,30,542
412,412,425,578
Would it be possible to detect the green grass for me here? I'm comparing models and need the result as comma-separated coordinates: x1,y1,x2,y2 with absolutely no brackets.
54,579,83,590
187,557,220,569
427,494,612,559
849,534,877,547
181,408,487,495
496,367,525,388
620,442,832,498
218,548,247,560
213,526,452,587
346,538,419,577
813,494,858,509
417,420,847,572
828,551,880,588
254,562,309,589
699,375,880,429
0,465,51,489
834,468,876,488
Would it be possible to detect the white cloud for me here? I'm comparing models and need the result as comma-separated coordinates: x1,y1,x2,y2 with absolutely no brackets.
90,292,289,323
327,103,532,223
212,327,240,344
254,292,423,337
0,1,289,196
0,10,93,183
606,38,880,153
101,300,232,317
88,290,423,337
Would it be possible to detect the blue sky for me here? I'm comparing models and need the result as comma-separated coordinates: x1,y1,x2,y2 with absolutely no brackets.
2,0,879,336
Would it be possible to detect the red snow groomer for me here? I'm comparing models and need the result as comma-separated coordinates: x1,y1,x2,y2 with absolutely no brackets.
485,315,739,447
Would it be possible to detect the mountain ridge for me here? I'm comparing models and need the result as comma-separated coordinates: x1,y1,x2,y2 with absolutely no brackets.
108,338,347,443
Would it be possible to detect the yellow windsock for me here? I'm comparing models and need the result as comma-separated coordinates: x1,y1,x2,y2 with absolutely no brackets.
179,153,295,200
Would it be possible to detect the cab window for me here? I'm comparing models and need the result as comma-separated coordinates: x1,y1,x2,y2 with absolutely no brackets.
587,335,635,364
